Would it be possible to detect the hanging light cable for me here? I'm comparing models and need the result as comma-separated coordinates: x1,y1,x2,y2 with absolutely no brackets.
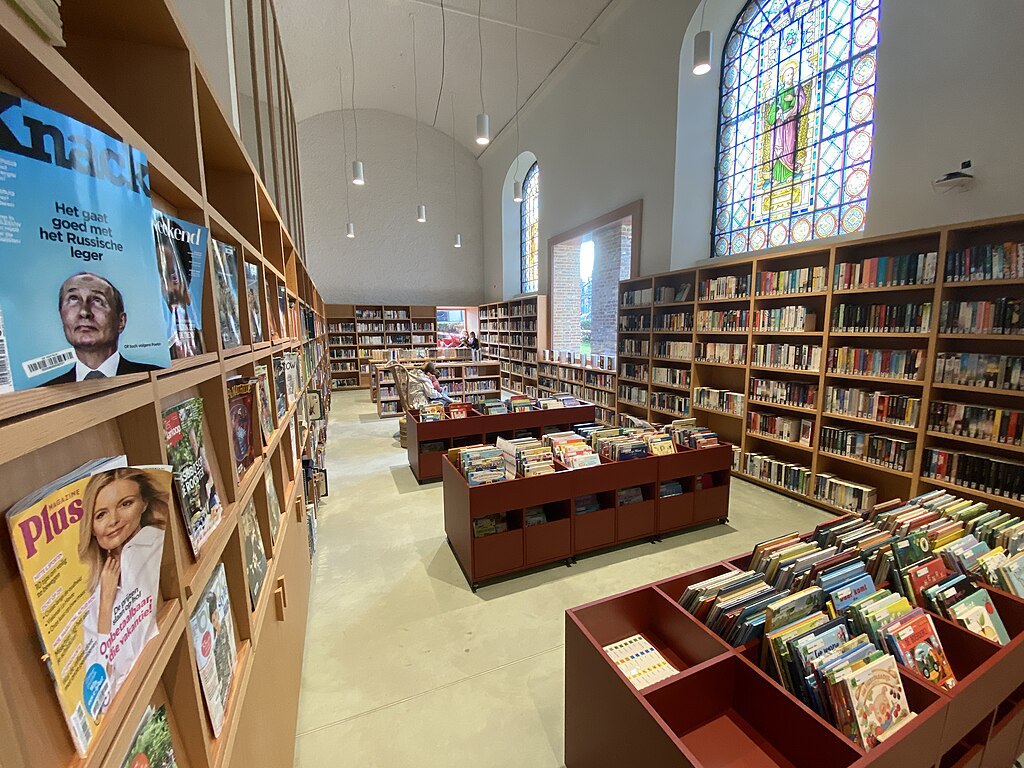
693,0,712,76
338,67,355,238
475,0,490,145
411,14,426,222
511,0,523,202
452,95,460,247
348,0,365,184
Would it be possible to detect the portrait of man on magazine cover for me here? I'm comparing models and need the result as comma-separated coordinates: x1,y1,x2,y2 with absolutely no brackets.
44,271,161,385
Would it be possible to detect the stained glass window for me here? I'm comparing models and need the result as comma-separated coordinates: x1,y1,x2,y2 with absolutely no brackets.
712,0,880,257
521,162,540,293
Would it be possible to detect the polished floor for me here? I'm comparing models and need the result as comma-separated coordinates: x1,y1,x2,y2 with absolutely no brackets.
292,391,833,767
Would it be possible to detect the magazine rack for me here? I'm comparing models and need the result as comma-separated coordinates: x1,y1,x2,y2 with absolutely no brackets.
0,2,326,767
407,402,597,482
443,443,732,589
565,544,1024,768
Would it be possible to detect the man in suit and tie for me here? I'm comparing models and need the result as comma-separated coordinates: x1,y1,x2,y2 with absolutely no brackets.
43,272,161,385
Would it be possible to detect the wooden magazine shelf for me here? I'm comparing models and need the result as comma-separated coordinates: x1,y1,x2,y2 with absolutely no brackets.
442,443,732,590
565,542,1024,768
407,402,597,482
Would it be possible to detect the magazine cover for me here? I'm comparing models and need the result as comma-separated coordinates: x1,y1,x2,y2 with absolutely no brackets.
152,211,207,359
265,467,281,543
227,377,256,478
6,457,171,756
120,705,177,768
0,94,171,391
277,285,288,339
162,397,223,556
189,564,237,737
265,275,280,340
284,351,299,405
272,356,287,419
210,240,241,349
239,499,268,609
243,261,263,344
254,364,275,442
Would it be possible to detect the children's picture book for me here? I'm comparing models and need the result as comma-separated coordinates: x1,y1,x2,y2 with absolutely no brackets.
265,467,282,543
0,93,172,391
949,590,1011,645
243,261,263,344
189,564,237,737
239,499,268,609
227,377,257,479
6,457,171,756
254,364,275,442
885,610,956,689
152,211,207,359
211,240,241,349
120,705,178,768
842,654,913,750
163,397,223,556
272,356,288,419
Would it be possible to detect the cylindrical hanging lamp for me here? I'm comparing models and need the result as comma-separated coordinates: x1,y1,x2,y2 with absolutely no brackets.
346,222,355,238
475,112,490,145
352,159,365,185
513,179,523,203
416,204,427,223
693,30,712,75
454,233,462,248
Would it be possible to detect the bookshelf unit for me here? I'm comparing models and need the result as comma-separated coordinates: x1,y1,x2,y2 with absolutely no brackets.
407,402,598,482
565,539,1024,768
537,356,618,426
0,3,327,768
374,359,502,418
344,303,438,389
616,214,1024,518
326,303,360,391
443,443,732,589
478,295,549,396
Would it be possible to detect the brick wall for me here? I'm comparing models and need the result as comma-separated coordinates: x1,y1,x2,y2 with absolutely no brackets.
591,222,628,356
552,241,583,351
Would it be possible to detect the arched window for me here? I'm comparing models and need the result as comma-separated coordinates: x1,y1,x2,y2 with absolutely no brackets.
712,0,880,257
520,162,540,293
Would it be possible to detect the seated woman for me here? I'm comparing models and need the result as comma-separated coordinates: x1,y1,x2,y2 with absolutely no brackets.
407,364,453,409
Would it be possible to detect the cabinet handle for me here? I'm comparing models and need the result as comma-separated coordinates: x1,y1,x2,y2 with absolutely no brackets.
274,587,286,621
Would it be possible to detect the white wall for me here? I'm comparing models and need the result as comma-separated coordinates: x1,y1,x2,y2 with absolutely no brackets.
170,0,236,124
480,0,701,301
298,108,484,306
672,0,1024,268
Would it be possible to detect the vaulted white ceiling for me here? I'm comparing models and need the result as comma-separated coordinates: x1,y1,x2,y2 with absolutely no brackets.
274,0,613,156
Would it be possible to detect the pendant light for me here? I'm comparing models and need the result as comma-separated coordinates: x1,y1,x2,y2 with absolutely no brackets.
338,67,355,238
411,15,426,223
513,180,523,203
451,96,461,248
510,0,522,202
348,0,366,184
346,222,356,238
417,204,427,223
475,0,490,145
454,233,462,248
693,0,712,76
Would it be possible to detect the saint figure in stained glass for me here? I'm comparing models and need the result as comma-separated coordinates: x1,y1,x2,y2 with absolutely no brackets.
764,63,807,187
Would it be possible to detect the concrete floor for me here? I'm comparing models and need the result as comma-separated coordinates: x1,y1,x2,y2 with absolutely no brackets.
292,390,834,767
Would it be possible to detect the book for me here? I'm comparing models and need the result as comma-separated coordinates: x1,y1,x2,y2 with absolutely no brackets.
277,284,288,338
190,563,238,737
284,351,299,405
0,93,172,391
152,211,207,359
162,397,223,556
211,239,241,348
883,610,956,689
239,499,268,609
265,467,282,543
243,261,263,343
272,356,287,419
602,634,679,690
842,654,913,750
254,364,275,443
226,377,257,479
948,589,1011,645
6,458,171,756
266,276,280,340
120,705,177,768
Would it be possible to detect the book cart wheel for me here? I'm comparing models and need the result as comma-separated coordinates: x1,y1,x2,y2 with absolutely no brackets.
565,558,573,568
719,517,729,524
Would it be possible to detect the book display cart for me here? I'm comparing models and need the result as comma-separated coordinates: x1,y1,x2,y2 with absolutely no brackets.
479,295,549,396
565,541,1024,768
343,303,437,389
326,303,360,391
538,357,618,426
443,443,732,589
407,402,597,482
617,214,1024,518
0,3,326,768
374,359,501,418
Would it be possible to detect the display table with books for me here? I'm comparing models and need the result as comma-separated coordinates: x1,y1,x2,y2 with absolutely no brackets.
407,401,598,482
565,490,1024,768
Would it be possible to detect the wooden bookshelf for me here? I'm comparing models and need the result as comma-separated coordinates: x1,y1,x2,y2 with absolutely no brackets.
373,359,501,419
565,538,1024,768
443,443,732,589
407,402,597,482
326,303,361,391
537,355,618,426
616,214,1024,517
0,3,328,767
478,295,549,396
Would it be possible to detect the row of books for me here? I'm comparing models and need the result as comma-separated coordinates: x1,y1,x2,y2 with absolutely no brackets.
747,412,814,445
756,265,827,295
653,340,693,360
826,346,925,381
933,352,1024,390
744,452,813,495
618,338,650,356
496,436,557,477
751,342,821,371
540,350,616,371
668,423,720,449
618,384,648,407
650,391,690,416
618,314,650,331
600,633,680,690
695,308,749,332
699,274,751,300
938,298,1024,335
814,474,879,513
823,385,921,427
749,377,818,409
833,251,938,291
619,362,648,381
752,306,817,332
695,341,746,365
654,283,693,304
927,400,1024,446
328,322,356,332
819,426,916,472
945,242,1024,282
653,311,693,331
455,445,508,485
356,322,384,332
830,301,932,334
329,334,356,345
693,387,745,415
651,366,690,388
472,512,511,537
922,448,1024,500
621,287,653,306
